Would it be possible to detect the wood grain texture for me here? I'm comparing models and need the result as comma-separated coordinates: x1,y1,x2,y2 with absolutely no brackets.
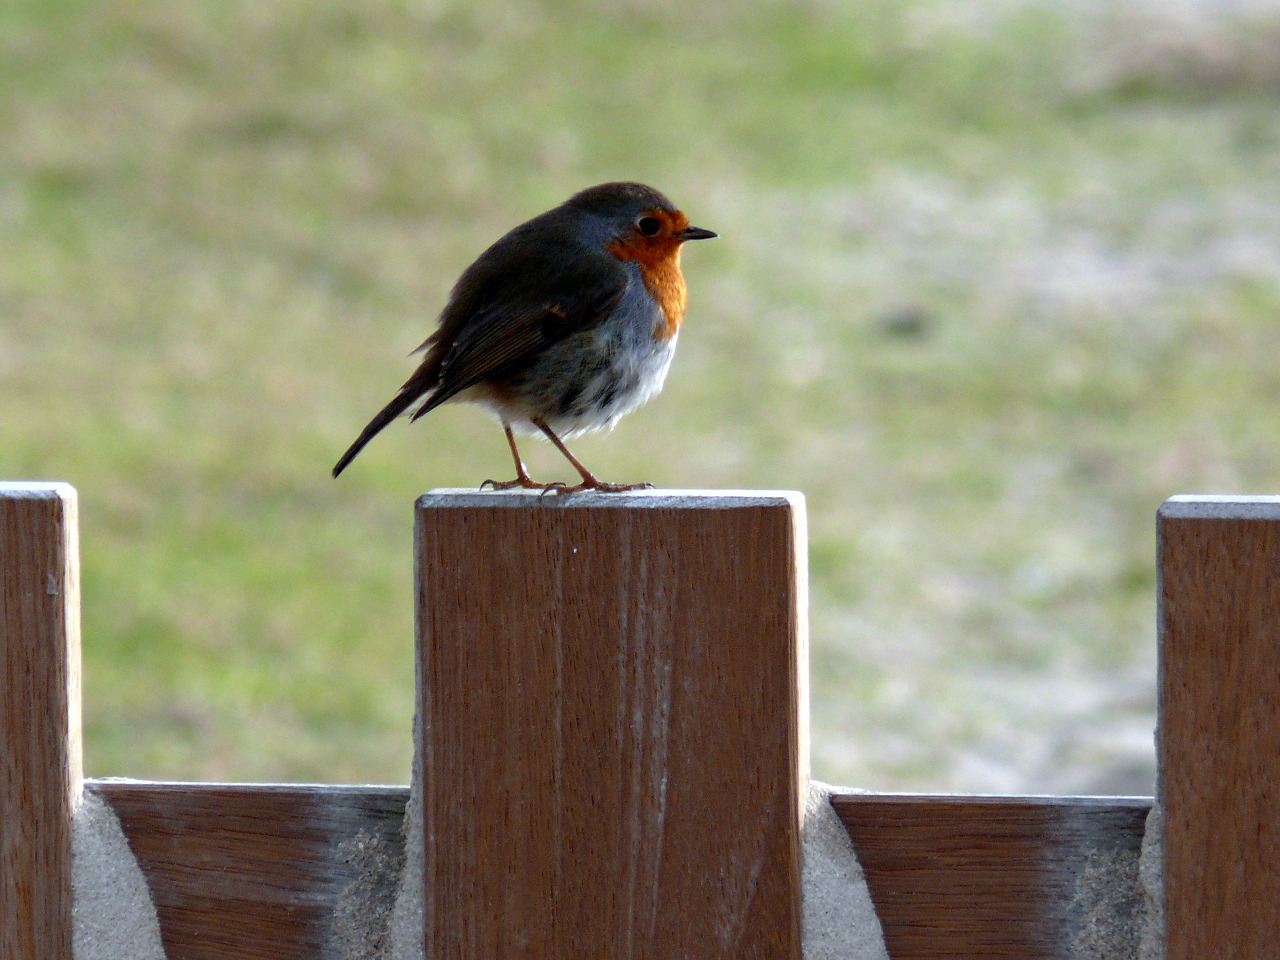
1158,497,1280,960
415,490,808,960
97,781,408,960
1,483,81,960
90,783,1152,960
833,793,1152,960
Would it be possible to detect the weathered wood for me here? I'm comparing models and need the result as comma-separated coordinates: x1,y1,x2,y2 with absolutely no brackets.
1158,497,1280,960
1,483,82,960
98,781,408,960
415,490,808,959
93,782,1152,959
833,793,1152,960
0,482,1180,958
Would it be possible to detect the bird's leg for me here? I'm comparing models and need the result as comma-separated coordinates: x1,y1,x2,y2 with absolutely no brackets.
532,416,653,494
480,423,545,491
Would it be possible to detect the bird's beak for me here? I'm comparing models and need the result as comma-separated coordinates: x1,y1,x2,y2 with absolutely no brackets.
676,225,717,241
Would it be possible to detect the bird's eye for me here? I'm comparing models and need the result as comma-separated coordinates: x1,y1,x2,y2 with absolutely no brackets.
637,216,661,236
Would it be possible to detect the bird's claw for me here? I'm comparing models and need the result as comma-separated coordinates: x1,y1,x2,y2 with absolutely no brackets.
480,477,544,491
481,476,655,495
588,480,655,493
539,479,654,495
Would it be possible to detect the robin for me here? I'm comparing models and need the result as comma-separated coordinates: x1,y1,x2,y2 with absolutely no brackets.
331,182,716,492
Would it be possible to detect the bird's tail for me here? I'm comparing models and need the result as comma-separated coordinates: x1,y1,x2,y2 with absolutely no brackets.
332,389,424,477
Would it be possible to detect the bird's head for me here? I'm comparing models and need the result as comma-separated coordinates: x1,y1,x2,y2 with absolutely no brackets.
566,182,716,261
561,182,714,340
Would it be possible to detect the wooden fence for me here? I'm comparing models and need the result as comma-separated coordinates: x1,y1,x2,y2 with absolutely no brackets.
2,484,1277,958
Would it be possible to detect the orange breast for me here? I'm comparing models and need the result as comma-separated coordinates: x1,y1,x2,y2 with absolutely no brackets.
607,238,688,340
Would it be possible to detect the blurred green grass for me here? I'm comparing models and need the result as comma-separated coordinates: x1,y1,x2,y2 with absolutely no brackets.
5,0,1280,789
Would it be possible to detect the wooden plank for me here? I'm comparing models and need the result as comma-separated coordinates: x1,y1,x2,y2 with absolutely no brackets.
97,781,408,960
1,483,82,960
93,782,1152,959
832,793,1152,960
1158,497,1280,959
415,490,808,960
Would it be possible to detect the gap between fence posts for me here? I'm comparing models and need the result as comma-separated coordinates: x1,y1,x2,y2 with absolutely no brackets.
1,483,82,960
414,489,809,960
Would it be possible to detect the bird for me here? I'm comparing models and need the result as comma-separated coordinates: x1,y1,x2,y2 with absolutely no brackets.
331,182,716,492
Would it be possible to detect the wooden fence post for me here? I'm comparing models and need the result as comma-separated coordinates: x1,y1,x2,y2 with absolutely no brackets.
415,490,807,959
1159,496,1280,959
1,483,82,960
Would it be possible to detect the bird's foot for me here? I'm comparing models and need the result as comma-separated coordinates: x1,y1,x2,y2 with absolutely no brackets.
539,479,654,495
589,480,655,493
480,476,545,491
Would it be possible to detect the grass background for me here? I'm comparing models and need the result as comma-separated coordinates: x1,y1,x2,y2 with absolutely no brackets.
5,0,1279,790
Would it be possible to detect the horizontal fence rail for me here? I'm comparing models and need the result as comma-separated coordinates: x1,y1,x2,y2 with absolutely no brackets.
92,781,1151,960
834,794,1152,959
98,782,407,960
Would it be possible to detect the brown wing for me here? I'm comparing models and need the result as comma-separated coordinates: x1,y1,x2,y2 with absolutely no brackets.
333,206,627,477
413,276,625,420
